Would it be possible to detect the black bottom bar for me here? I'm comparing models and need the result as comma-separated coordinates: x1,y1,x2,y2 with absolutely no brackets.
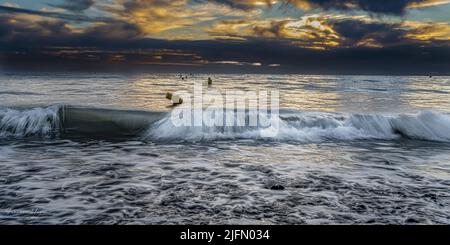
1,225,449,244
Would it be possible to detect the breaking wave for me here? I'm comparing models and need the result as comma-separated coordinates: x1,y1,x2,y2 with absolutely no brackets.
0,105,61,138
1,105,450,143
145,109,450,142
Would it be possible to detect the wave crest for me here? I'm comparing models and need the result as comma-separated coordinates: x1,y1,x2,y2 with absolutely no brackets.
144,110,450,143
0,105,62,138
1,105,449,143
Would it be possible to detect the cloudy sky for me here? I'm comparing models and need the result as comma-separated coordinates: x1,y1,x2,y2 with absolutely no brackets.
1,0,449,74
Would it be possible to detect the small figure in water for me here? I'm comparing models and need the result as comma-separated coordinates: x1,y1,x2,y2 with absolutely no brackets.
207,77,212,86
166,92,183,105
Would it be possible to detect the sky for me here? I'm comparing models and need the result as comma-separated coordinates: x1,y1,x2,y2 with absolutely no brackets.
0,0,449,74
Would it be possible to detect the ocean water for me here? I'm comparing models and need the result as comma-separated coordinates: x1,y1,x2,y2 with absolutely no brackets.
0,72,450,224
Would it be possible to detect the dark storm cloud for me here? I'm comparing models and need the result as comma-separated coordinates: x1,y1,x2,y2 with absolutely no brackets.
0,8,449,74
48,0,95,12
332,20,396,40
330,19,408,46
0,13,143,45
0,5,113,22
207,17,416,48
297,0,427,14
0,14,73,41
192,0,267,10
201,0,433,15
0,17,13,39
3,34,449,74
122,0,177,9
84,23,143,39
252,20,290,38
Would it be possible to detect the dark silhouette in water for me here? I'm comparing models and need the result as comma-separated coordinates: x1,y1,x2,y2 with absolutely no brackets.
165,92,183,106
269,184,285,190
208,77,212,86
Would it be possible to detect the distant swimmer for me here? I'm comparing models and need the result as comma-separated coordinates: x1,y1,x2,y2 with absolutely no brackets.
207,77,212,86
166,92,183,105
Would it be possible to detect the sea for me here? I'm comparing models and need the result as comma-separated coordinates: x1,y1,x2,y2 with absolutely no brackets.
0,72,449,224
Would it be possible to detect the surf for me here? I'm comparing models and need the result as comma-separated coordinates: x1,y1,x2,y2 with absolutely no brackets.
0,105,165,139
145,109,450,142
1,105,450,143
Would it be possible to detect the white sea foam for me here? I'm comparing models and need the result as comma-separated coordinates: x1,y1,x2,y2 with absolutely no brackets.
1,106,449,143
0,105,61,138
145,109,450,142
